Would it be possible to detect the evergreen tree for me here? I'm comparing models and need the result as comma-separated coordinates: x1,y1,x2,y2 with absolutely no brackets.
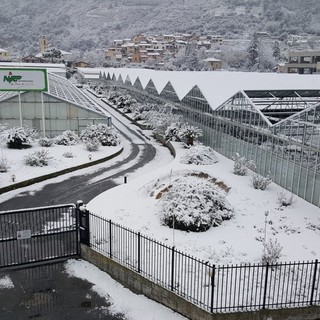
246,33,260,70
43,48,62,62
273,41,281,62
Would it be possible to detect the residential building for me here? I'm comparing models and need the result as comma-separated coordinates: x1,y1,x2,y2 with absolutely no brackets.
72,61,91,68
22,55,45,63
203,58,222,70
104,33,225,66
0,48,10,61
285,50,320,74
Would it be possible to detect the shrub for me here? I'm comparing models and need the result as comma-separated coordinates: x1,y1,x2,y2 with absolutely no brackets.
1,126,36,149
63,151,74,158
0,123,7,132
251,173,272,190
262,239,283,264
277,190,295,207
180,145,218,165
232,153,256,176
145,106,182,135
84,139,100,151
0,156,10,172
165,122,184,142
24,149,52,166
177,123,203,146
54,130,79,146
80,123,120,146
38,137,54,147
159,176,234,232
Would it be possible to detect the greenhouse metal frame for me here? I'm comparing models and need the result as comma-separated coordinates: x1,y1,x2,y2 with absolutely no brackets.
100,72,320,207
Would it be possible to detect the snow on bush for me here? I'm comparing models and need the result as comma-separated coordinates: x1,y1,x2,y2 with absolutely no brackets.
144,105,182,135
158,176,234,232
251,173,272,190
24,149,52,166
54,130,79,146
1,126,37,149
38,137,54,147
132,103,156,121
180,145,218,165
165,122,183,142
63,151,74,158
232,153,256,176
277,190,295,208
0,156,10,172
0,123,7,132
84,138,100,151
177,123,203,146
262,239,283,264
80,123,120,146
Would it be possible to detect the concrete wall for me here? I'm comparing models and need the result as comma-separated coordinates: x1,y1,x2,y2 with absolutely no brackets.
80,245,320,320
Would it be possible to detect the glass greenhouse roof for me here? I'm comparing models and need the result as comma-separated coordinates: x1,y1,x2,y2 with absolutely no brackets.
216,89,320,149
0,73,105,116
48,73,104,114
243,89,320,125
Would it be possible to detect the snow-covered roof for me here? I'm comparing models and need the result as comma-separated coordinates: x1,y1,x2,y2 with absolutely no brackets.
0,62,66,78
0,62,65,69
0,49,9,53
82,67,320,110
204,58,221,62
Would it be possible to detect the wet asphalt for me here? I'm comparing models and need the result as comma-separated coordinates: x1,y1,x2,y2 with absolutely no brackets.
0,260,126,320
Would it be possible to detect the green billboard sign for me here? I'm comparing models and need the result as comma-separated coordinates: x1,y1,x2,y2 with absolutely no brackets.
0,68,48,92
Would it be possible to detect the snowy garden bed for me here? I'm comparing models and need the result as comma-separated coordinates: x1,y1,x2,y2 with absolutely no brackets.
88,141,320,265
0,142,122,189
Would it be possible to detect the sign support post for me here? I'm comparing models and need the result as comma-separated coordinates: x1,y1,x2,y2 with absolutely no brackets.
18,91,22,126
41,91,46,137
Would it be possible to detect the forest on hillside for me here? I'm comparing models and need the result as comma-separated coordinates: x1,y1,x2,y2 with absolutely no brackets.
0,0,319,56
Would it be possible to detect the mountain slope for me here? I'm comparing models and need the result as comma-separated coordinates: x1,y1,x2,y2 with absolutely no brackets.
1,0,319,55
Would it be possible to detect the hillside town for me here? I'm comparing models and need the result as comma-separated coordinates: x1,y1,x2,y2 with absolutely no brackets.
1,33,320,74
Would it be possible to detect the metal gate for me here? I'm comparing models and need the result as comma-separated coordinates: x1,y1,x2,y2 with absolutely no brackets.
0,204,79,268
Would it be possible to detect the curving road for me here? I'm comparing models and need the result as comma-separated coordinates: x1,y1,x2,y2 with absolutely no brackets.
0,96,160,210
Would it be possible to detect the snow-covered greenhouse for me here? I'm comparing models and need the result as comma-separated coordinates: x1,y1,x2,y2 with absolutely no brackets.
0,72,111,137
94,68,320,207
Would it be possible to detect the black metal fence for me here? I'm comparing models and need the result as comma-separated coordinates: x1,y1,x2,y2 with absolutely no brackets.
88,212,320,313
0,204,79,268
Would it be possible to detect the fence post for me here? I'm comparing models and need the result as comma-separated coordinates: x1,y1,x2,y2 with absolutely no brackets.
310,259,318,305
77,200,90,247
262,262,269,309
171,246,175,291
137,232,141,273
109,219,112,259
210,264,216,313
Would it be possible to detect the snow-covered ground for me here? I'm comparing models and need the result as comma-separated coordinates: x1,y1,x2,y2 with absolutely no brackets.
0,141,122,189
1,126,319,319
88,141,320,265
64,259,186,320
1,132,319,264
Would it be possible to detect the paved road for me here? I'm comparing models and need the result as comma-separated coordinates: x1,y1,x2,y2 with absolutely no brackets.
0,261,126,320
0,97,158,211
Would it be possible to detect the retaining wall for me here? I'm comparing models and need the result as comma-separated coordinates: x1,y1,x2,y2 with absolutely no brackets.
80,244,320,320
